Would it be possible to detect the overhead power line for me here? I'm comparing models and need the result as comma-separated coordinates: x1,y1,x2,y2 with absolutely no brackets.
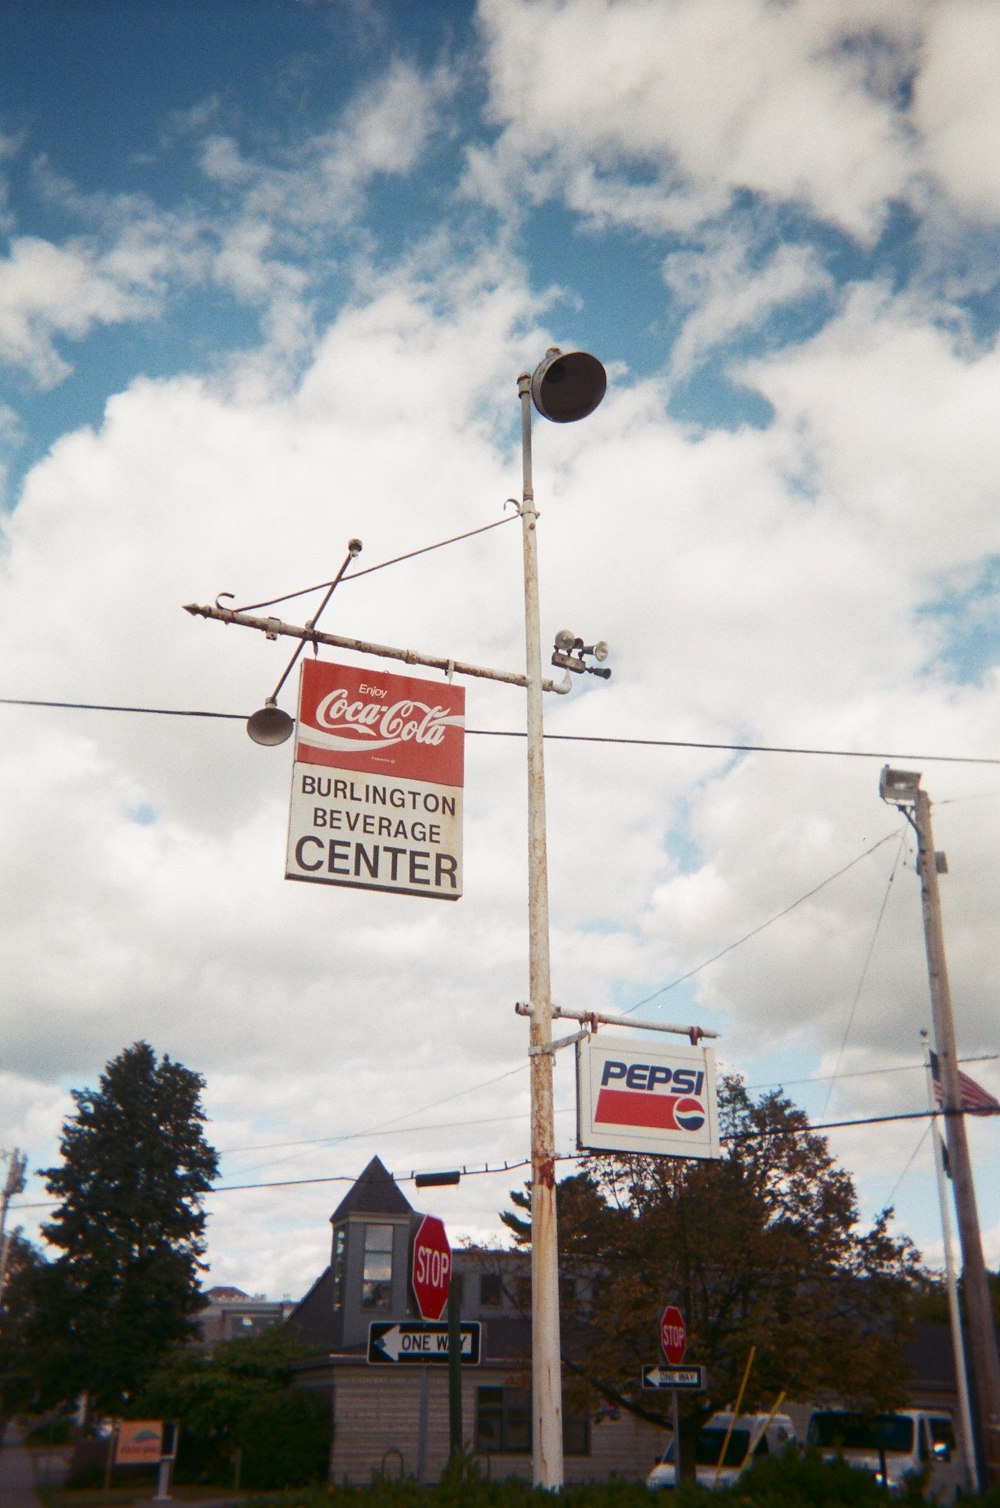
2,698,998,767
10,1104,968,1214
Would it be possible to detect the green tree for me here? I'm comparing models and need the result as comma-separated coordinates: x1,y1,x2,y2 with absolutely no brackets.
32,1041,219,1411
137,1329,331,1489
503,1075,923,1428
0,1234,48,1418
137,1328,305,1441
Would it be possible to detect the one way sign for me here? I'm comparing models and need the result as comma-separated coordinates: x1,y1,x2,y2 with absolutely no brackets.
642,1363,704,1390
367,1321,481,1365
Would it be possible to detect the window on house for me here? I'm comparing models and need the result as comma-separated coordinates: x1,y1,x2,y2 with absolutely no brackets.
479,1272,503,1309
331,1224,346,1310
476,1386,531,1454
563,1404,591,1457
362,1223,393,1310
474,1387,590,1456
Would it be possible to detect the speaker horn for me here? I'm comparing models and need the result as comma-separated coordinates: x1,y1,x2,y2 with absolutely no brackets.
247,701,294,746
530,348,607,424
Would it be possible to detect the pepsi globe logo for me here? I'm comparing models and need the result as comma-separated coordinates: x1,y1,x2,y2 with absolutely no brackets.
673,1097,706,1133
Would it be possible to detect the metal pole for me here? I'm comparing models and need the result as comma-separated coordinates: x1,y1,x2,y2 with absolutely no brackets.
518,370,564,1490
912,790,1000,1485
447,1278,463,1464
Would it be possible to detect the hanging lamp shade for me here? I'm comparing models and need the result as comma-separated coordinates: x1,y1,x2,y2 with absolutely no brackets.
246,702,294,746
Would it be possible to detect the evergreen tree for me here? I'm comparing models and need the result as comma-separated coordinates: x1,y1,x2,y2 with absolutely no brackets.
34,1041,219,1411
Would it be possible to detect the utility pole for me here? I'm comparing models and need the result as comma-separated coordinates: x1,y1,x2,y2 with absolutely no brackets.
0,1147,27,1307
922,1030,977,1494
880,769,1000,1487
186,347,610,1491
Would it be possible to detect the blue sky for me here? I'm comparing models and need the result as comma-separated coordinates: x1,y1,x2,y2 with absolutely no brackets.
2,0,1000,1302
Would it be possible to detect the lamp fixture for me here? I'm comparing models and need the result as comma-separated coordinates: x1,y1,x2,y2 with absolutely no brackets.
246,699,295,746
879,764,922,806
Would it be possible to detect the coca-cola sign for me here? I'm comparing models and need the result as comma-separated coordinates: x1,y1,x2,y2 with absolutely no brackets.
295,660,465,785
286,659,465,901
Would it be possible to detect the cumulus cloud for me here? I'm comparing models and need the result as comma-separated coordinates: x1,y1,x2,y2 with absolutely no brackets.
2,3,999,1297
662,222,834,378
913,2,1000,222
470,0,921,242
0,235,163,387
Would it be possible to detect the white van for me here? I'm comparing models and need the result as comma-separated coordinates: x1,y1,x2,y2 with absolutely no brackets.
806,1409,964,1502
646,1411,797,1491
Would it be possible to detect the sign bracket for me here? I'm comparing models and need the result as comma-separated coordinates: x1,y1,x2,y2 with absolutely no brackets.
184,601,574,696
515,1000,717,1043
529,1026,591,1057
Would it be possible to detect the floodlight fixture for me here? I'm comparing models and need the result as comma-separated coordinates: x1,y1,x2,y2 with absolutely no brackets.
879,764,922,806
551,630,612,678
530,348,607,424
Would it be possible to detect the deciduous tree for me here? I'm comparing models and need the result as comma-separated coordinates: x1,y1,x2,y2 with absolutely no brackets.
503,1074,923,1426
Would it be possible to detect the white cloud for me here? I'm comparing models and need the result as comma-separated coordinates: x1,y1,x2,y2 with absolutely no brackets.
739,283,1000,573
0,235,161,387
663,224,834,378
471,0,921,242
3,5,1000,1299
913,2,1000,222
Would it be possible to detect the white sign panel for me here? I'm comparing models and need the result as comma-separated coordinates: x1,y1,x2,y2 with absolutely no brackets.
286,659,465,900
576,1035,720,1159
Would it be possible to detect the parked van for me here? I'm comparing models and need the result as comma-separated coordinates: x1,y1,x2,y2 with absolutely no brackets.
806,1409,964,1502
646,1411,797,1490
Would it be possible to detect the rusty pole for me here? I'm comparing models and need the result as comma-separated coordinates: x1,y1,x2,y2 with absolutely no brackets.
518,369,564,1490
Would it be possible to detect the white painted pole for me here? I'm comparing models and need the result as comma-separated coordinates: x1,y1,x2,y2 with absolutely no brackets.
518,371,564,1491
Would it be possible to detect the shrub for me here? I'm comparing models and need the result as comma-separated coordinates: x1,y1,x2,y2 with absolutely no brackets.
235,1387,332,1490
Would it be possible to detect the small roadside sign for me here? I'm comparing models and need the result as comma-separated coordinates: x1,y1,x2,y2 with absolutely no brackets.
115,1421,164,1465
368,1320,481,1365
643,1364,704,1391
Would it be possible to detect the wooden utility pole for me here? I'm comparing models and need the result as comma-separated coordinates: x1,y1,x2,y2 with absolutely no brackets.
882,769,1000,1488
0,1147,27,1307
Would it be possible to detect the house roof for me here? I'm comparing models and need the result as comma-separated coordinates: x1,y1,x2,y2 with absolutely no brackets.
329,1154,413,1222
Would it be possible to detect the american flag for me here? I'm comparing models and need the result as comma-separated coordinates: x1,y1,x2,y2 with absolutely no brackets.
929,1050,1000,1115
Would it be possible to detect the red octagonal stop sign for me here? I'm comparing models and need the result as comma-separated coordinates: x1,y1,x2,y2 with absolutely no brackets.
412,1214,452,1321
660,1304,687,1365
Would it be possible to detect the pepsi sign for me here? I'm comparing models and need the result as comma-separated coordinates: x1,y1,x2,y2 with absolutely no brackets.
576,1035,720,1159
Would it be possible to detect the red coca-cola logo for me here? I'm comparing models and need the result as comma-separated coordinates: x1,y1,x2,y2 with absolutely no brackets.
295,660,465,785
